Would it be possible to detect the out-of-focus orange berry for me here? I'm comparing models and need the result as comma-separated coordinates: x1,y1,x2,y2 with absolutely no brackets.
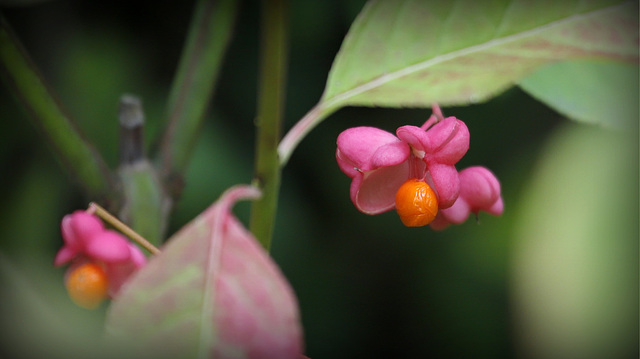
395,178,438,227
65,262,109,309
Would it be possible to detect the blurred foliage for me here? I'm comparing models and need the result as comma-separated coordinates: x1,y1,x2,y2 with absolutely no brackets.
0,1,637,358
512,122,638,359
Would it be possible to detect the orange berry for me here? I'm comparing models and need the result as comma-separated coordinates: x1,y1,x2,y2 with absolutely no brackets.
65,262,109,309
395,178,439,227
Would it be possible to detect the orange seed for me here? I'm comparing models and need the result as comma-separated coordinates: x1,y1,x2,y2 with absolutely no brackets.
65,262,109,309
395,178,439,227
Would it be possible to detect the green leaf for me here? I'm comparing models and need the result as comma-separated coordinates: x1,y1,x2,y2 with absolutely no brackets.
519,60,639,129
156,0,238,183
278,0,638,165
105,186,303,358
323,0,637,108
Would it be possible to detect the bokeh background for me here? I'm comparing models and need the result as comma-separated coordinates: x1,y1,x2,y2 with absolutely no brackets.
0,1,637,358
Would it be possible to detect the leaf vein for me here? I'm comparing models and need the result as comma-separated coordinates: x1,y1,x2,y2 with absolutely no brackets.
323,1,629,109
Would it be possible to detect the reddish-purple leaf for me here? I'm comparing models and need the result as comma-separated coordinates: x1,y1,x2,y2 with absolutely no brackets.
105,185,303,359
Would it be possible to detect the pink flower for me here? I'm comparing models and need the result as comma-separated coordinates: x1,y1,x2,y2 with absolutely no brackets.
335,106,503,228
54,210,146,297
336,111,468,212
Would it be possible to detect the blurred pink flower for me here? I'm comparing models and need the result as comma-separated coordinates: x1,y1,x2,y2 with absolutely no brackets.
54,210,146,297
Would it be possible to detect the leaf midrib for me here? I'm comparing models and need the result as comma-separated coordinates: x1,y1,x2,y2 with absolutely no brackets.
322,1,627,108
189,206,224,359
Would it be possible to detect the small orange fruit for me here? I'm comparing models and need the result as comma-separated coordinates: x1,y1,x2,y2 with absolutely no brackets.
395,178,438,227
65,262,109,309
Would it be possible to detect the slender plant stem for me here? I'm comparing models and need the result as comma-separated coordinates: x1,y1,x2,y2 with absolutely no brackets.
156,0,238,198
278,102,338,166
249,0,288,251
0,14,114,200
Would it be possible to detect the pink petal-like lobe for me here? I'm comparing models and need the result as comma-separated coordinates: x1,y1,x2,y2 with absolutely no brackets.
85,230,132,263
487,197,504,216
459,166,502,213
336,126,408,174
61,211,104,249
56,211,106,266
427,163,460,209
396,125,431,154
428,214,452,231
353,162,410,214
337,126,411,214
430,166,503,229
425,118,469,164
104,243,147,297
128,243,148,269
438,198,471,224
54,246,78,266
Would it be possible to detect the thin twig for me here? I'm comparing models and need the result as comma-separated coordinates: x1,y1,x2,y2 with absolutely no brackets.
88,202,161,256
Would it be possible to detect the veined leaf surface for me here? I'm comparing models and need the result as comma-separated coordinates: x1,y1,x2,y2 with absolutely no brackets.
105,186,303,359
322,0,638,108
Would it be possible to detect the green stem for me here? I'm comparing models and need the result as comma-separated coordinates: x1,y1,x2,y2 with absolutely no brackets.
0,14,114,200
157,0,238,198
249,0,288,251
117,96,169,246
278,102,338,166
118,161,168,246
